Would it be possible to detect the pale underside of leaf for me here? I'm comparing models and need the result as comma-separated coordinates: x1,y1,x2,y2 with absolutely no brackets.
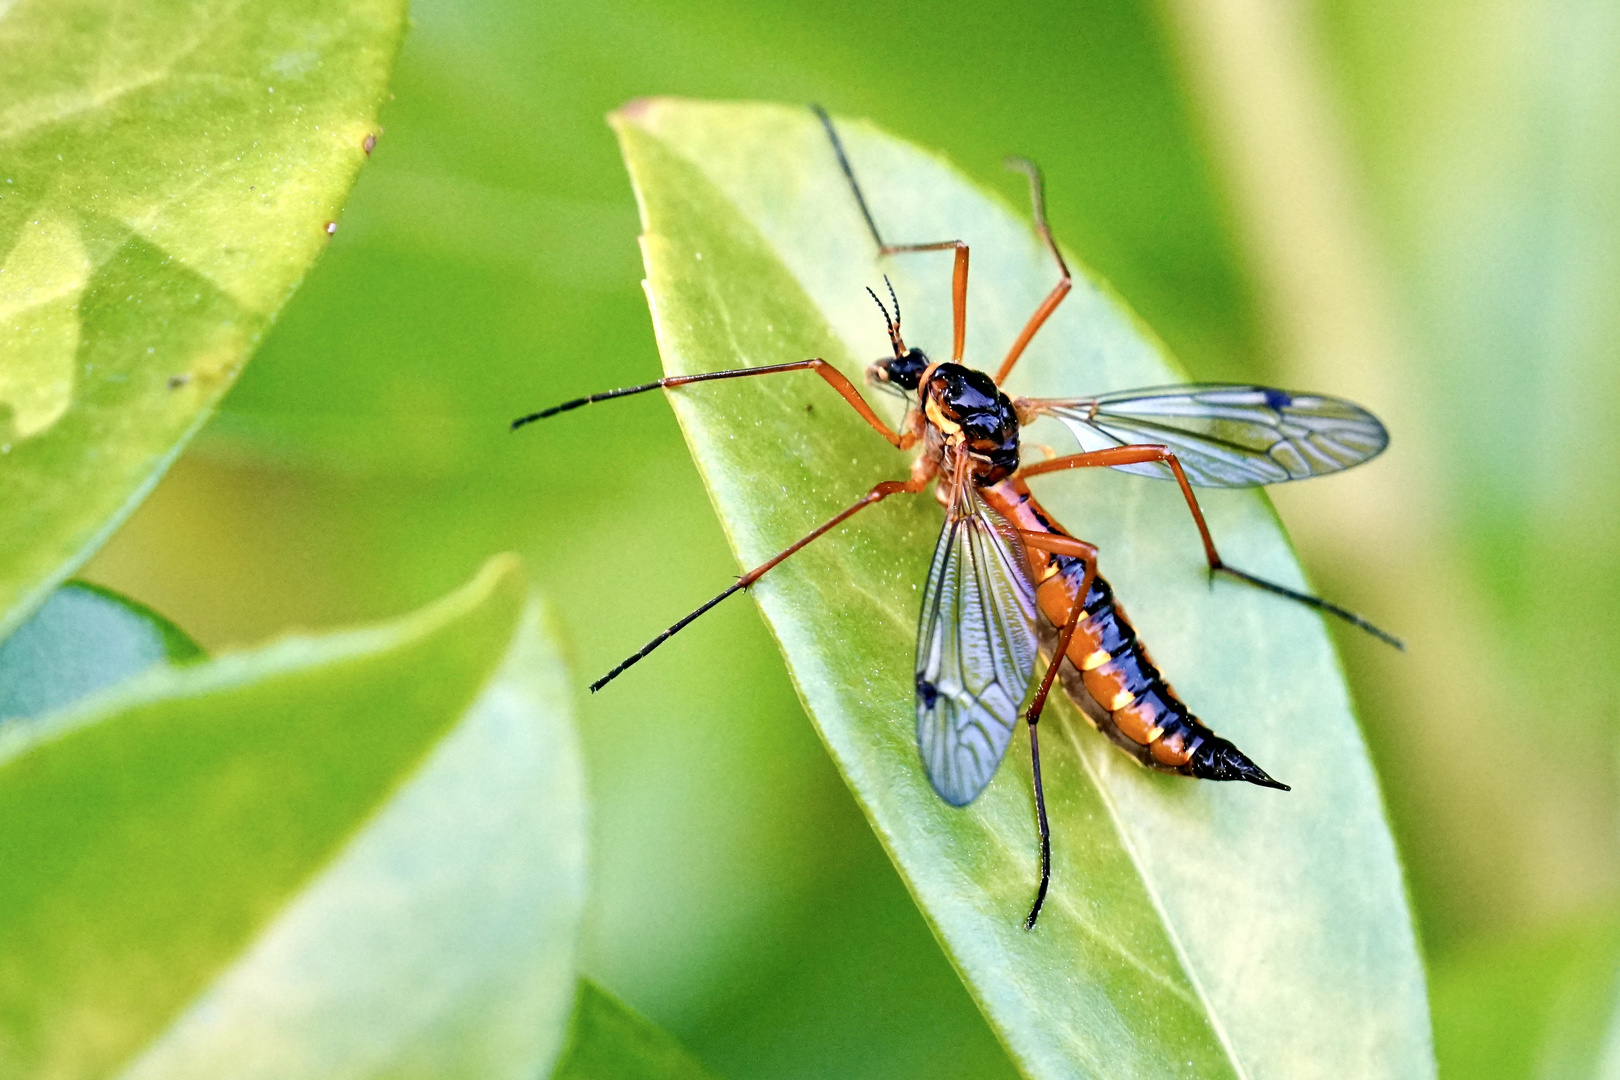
0,579,199,723
616,99,1432,1080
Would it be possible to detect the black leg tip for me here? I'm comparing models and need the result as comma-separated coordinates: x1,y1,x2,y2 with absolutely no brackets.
1023,881,1050,929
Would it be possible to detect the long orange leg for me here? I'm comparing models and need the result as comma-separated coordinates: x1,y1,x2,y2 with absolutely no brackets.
512,358,916,450
590,472,935,692
1021,446,1404,648
877,241,968,362
995,158,1073,386
1013,529,1100,930
814,105,969,362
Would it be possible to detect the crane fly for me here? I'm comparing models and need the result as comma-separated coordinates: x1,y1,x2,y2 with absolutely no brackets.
514,106,1401,929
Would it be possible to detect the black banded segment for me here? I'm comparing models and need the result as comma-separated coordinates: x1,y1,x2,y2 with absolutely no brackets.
1087,602,1137,659
511,379,666,429
1039,554,1288,791
1097,648,1156,699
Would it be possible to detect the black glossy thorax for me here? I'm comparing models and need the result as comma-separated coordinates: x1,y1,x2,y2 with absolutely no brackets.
921,363,1021,485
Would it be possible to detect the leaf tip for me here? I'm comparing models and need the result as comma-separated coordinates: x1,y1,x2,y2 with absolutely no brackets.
426,553,528,636
473,551,527,595
609,96,668,132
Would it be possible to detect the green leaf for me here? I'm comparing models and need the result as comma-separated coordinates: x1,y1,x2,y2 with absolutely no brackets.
0,580,200,723
1430,915,1620,1080
614,98,1431,1079
0,555,587,1080
1318,0,1620,948
0,0,408,640
552,979,720,1080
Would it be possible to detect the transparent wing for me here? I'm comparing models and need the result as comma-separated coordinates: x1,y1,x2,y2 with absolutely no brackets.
914,485,1039,807
1029,384,1389,487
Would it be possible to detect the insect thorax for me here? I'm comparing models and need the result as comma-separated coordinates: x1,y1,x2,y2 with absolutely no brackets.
922,363,1021,486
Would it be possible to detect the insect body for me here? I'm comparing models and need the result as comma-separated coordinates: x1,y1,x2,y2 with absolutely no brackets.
986,475,1287,786
514,106,1399,928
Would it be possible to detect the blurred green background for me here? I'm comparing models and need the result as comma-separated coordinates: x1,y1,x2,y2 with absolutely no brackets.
76,0,1620,1076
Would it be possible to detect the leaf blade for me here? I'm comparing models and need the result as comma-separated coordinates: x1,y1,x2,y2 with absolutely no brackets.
0,556,586,1080
0,0,408,639
0,580,200,724
615,98,1432,1080
552,979,720,1080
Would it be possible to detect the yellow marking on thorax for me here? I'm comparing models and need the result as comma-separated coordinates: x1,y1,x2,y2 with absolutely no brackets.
925,396,961,437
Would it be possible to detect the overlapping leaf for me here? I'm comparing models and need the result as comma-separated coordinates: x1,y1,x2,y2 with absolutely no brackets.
553,979,721,1080
616,98,1432,1079
0,580,199,723
0,557,586,1080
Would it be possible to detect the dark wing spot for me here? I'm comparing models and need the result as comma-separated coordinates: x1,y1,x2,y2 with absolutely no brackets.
915,673,939,709
1263,387,1292,411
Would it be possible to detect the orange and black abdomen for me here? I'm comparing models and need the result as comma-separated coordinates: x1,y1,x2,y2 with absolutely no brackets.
983,479,1285,789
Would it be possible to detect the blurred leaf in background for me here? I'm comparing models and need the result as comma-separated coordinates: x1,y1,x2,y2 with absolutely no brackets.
0,558,587,1080
554,980,721,1080
1429,915,1620,1079
0,581,199,723
1311,0,1620,941
0,0,406,640
1154,0,1620,1075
